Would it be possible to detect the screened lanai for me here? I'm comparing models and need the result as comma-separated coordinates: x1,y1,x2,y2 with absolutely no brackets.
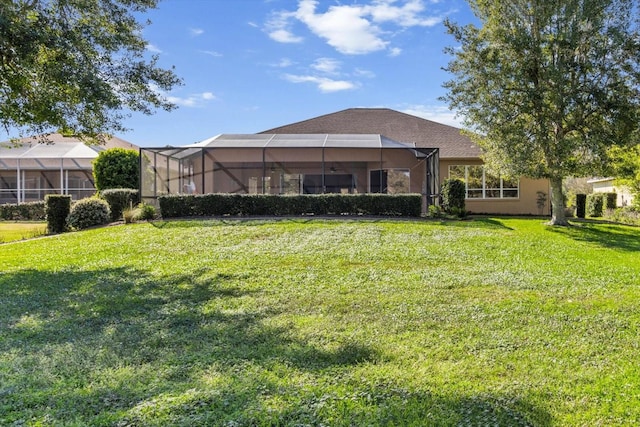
0,141,98,204
140,134,439,211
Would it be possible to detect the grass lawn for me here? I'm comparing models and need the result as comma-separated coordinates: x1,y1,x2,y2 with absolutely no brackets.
1,218,639,426
0,222,47,244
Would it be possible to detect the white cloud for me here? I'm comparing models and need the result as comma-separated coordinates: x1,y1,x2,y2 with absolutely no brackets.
311,58,341,74
272,58,295,68
389,47,402,57
190,27,204,36
266,0,443,55
200,50,223,58
295,0,386,54
266,11,303,43
354,68,375,78
146,44,163,54
284,74,358,93
162,91,216,108
269,29,304,43
402,105,464,127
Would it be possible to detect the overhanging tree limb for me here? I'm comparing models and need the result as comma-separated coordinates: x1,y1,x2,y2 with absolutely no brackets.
0,0,182,141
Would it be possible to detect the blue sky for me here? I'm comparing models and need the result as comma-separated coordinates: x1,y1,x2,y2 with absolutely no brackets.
10,0,479,147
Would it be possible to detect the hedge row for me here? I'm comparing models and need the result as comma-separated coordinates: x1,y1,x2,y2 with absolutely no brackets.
159,193,422,218
0,201,46,221
586,192,617,218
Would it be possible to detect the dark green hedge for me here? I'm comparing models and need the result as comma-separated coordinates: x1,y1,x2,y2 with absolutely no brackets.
586,193,604,217
0,201,46,221
603,192,617,211
575,194,587,218
101,188,139,221
158,194,422,218
45,194,72,233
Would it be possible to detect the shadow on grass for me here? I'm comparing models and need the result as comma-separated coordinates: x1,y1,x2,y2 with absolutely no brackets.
0,267,551,425
548,221,640,252
435,217,515,230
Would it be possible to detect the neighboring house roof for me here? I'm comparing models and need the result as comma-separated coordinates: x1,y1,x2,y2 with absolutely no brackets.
586,177,615,184
260,108,481,159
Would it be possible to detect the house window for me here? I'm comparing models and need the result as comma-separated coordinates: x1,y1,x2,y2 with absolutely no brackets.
448,165,519,199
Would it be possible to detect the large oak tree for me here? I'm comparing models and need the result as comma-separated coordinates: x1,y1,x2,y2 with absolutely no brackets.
442,0,640,225
0,0,181,142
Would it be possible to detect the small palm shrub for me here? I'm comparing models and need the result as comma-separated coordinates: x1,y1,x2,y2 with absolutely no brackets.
67,198,111,230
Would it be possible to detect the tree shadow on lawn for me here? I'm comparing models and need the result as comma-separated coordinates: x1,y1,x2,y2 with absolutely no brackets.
548,221,640,252
0,267,551,426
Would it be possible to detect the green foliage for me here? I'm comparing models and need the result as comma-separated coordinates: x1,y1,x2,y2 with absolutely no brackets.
93,149,139,191
158,194,422,218
603,193,617,211
67,197,110,230
1,219,640,425
604,206,640,226
101,188,139,221
575,194,587,218
608,144,640,199
442,0,640,225
586,193,604,217
0,0,181,139
440,178,466,216
136,202,156,221
44,194,71,233
0,201,45,221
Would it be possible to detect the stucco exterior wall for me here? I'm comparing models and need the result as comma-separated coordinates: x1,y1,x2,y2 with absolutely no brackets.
591,180,635,207
440,159,550,215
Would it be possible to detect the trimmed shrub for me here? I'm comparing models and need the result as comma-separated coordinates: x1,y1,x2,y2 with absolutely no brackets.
92,148,139,191
67,198,111,230
440,178,466,216
158,193,422,218
586,193,604,217
101,188,139,221
45,195,72,233
603,192,617,211
575,193,587,218
0,201,46,221
136,203,157,221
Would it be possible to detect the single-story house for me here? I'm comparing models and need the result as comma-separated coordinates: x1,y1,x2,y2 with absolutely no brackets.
587,177,635,207
262,108,550,215
139,133,440,210
140,108,550,215
0,133,137,204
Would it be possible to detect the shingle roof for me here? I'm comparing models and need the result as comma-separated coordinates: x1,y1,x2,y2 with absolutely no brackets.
260,108,481,159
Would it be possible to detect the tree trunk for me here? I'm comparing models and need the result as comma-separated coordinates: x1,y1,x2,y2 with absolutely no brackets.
548,176,569,226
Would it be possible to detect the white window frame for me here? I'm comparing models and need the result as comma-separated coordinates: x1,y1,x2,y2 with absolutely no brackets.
448,165,519,199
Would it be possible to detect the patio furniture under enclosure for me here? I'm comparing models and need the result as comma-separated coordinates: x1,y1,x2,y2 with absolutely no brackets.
140,134,439,212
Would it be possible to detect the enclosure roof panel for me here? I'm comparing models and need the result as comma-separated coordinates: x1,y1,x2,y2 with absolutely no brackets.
182,134,417,149
0,142,100,159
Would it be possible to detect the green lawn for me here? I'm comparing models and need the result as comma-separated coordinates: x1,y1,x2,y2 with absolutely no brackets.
1,218,639,426
0,222,47,244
